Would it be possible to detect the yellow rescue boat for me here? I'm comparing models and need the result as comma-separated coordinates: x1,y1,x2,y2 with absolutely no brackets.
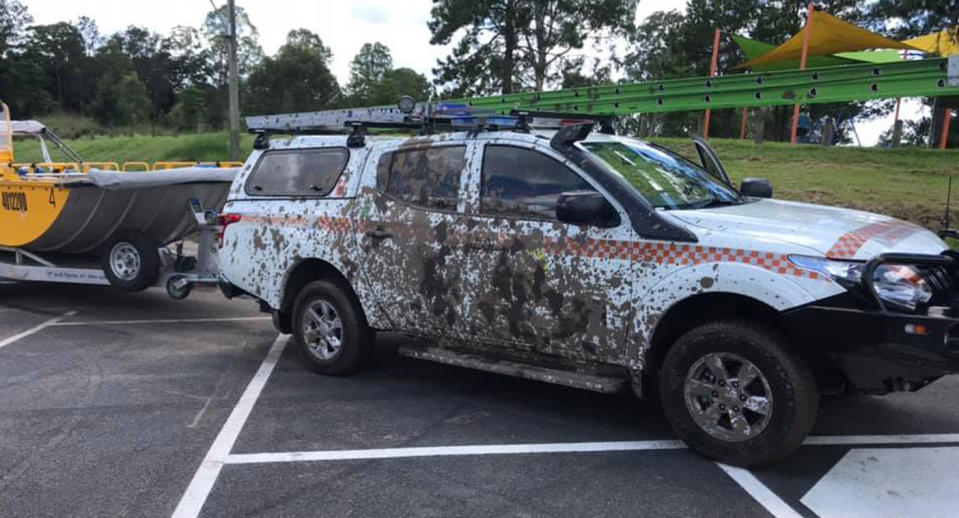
0,101,240,293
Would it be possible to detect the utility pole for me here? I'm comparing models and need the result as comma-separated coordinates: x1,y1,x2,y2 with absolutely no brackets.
227,0,240,160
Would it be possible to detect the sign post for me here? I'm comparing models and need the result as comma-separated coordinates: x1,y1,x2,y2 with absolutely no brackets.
790,2,815,145
703,29,721,139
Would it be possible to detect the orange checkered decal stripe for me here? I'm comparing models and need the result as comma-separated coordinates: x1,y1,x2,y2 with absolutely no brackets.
547,238,819,280
827,220,922,259
242,214,353,231
240,214,820,281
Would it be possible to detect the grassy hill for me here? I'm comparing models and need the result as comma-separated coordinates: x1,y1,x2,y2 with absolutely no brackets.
13,132,256,164
11,131,959,228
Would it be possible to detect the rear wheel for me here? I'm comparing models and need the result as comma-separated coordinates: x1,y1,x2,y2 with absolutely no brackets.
658,320,818,467
101,231,161,292
292,280,372,376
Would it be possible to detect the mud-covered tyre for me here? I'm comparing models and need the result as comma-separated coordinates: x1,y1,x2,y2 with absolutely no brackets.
101,231,161,292
292,280,372,376
658,320,818,467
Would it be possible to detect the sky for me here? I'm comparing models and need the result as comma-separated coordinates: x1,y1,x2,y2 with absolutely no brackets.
23,0,913,145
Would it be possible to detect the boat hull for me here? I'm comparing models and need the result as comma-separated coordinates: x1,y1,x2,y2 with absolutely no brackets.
0,169,235,253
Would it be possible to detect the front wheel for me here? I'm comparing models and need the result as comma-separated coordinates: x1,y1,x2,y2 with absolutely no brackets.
292,280,372,376
658,321,818,467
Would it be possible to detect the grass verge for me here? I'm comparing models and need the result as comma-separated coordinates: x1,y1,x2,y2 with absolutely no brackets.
11,132,959,227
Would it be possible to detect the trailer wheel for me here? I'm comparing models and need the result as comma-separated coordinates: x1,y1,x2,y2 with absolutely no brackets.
166,275,192,300
101,231,161,292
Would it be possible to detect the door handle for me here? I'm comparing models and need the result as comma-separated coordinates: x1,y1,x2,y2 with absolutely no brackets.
365,228,392,239
467,238,504,251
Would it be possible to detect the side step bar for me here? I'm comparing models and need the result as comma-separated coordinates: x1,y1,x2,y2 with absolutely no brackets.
397,345,628,394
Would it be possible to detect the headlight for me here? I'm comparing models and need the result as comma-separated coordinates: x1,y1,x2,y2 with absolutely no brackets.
789,255,864,284
871,264,932,311
789,255,932,311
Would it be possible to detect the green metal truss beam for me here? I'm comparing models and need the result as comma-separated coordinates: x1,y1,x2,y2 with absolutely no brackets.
452,57,959,115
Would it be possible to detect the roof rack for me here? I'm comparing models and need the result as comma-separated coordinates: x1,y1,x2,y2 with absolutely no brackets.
245,98,616,148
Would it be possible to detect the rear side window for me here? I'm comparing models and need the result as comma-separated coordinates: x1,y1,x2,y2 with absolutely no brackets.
481,145,593,219
245,148,349,196
376,146,465,211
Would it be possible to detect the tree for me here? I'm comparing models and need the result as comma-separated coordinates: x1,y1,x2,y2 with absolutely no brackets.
373,68,432,104
347,42,393,103
102,27,190,127
0,0,46,115
22,22,88,112
169,85,213,132
560,57,613,88
0,0,30,56
520,0,636,90
165,25,214,87
202,3,263,86
93,71,151,128
429,0,636,95
244,29,339,115
342,43,431,106
75,16,101,55
429,0,523,96
622,0,875,140
0,53,54,116
862,1,958,40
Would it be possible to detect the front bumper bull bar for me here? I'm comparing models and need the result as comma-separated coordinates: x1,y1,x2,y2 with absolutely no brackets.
784,251,959,394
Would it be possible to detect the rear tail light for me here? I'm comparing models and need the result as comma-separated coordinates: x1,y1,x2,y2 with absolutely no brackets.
218,213,242,248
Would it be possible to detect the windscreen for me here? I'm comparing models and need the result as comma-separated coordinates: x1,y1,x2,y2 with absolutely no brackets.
580,139,740,210
0,103,11,156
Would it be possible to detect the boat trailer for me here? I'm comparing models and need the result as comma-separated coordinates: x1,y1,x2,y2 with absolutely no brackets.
0,198,223,300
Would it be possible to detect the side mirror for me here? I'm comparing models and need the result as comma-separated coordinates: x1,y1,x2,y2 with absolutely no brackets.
556,191,620,228
740,177,773,198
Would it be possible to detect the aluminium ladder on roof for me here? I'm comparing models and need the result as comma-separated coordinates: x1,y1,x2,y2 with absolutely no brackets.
246,56,959,133
244,102,585,134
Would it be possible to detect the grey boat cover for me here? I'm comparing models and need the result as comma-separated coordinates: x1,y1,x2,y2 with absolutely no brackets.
84,167,239,190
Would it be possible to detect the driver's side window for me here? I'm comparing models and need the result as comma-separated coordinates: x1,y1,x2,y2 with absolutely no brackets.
480,145,593,219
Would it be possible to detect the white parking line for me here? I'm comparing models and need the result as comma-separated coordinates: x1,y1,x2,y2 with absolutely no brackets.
718,463,805,518
218,432,959,465
224,440,689,464
52,316,270,326
214,432,959,518
0,310,77,350
171,334,289,518
165,329,959,518
804,433,959,445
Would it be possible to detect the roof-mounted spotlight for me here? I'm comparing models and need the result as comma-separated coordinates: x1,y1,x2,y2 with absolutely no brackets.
397,96,416,114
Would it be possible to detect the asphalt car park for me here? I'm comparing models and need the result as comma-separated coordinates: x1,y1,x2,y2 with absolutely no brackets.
1,283,957,517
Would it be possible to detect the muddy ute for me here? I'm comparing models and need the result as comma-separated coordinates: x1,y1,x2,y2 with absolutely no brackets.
217,104,959,466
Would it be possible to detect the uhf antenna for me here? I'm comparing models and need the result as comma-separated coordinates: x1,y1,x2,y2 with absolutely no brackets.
945,176,953,231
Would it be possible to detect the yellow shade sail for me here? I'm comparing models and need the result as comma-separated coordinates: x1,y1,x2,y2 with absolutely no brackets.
737,11,919,69
905,29,959,56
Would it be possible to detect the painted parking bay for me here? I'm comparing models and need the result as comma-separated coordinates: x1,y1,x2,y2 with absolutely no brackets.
1,285,958,517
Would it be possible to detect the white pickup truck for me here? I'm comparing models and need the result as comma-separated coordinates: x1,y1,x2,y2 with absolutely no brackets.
217,119,958,466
